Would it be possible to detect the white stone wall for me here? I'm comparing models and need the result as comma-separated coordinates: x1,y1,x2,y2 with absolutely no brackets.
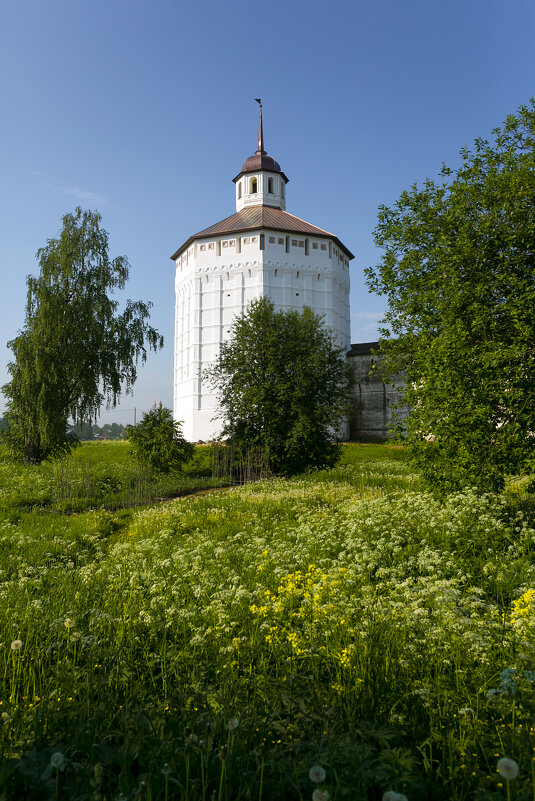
174,230,351,442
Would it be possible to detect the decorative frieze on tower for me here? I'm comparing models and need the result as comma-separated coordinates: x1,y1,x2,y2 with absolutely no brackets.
171,101,353,442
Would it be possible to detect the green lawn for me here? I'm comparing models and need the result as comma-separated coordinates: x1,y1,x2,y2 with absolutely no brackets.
0,442,534,800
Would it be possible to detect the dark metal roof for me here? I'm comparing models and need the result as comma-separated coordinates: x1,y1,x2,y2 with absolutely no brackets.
233,153,289,184
232,99,289,183
347,341,380,357
171,205,354,260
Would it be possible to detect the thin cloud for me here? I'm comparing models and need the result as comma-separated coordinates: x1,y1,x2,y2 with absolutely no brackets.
32,171,107,205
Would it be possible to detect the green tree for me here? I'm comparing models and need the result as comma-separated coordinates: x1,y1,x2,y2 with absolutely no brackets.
366,100,535,492
2,208,163,463
206,298,352,475
126,403,193,472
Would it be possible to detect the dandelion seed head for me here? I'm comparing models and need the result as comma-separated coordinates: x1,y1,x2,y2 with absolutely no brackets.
50,752,65,771
497,757,519,779
312,790,330,801
64,618,73,629
10,639,22,651
1,712,10,722
309,765,326,783
226,717,239,730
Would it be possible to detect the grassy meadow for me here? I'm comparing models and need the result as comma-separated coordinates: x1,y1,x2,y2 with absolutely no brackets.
0,441,534,800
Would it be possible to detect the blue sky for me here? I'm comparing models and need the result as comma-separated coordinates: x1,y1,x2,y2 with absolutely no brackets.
1,0,534,424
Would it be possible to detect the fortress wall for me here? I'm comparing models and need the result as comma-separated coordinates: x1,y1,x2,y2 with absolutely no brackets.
347,344,409,442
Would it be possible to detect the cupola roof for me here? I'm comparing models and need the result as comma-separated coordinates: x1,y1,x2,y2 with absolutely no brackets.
233,99,289,183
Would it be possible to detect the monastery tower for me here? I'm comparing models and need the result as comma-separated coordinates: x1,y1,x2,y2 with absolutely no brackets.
171,101,353,441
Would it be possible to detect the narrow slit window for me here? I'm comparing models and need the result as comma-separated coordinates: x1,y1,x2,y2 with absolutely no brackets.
251,178,258,193
238,182,242,199
285,236,290,253
260,234,265,250
268,177,273,193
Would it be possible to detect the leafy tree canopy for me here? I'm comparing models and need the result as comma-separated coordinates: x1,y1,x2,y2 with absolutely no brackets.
366,100,535,492
126,403,194,473
2,208,163,463
206,298,352,475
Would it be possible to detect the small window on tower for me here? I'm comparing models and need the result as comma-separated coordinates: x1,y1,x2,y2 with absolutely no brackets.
251,178,258,193
268,177,273,193
238,182,242,199
260,234,265,250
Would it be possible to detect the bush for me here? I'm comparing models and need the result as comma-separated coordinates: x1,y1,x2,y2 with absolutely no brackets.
125,404,193,473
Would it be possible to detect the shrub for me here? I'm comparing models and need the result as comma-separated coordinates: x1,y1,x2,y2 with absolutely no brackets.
125,403,193,473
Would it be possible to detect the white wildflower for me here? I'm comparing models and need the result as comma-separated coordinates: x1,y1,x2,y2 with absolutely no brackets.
497,757,519,779
64,618,74,629
1,712,10,722
10,639,22,651
226,717,239,731
312,790,330,801
309,765,326,783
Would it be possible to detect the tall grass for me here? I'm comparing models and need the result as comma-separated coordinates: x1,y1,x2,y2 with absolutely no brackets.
0,443,533,800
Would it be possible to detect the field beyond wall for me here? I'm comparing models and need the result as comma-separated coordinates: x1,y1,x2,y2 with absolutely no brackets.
0,442,534,800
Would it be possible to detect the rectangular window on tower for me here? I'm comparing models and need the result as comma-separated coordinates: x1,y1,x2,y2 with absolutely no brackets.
260,234,265,250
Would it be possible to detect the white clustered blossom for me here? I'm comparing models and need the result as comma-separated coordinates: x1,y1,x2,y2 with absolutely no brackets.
309,765,326,783
497,758,519,779
10,639,22,651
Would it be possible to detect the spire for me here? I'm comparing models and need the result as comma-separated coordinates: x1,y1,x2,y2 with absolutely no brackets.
255,98,266,155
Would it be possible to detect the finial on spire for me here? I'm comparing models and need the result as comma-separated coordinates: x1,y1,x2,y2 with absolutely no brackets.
254,98,266,155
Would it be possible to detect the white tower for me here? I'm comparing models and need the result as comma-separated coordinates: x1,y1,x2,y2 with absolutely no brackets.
171,101,353,442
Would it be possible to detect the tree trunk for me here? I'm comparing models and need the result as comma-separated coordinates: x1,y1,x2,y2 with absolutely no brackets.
24,437,42,464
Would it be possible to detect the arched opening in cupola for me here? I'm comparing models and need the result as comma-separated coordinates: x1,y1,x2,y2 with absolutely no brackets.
251,178,258,193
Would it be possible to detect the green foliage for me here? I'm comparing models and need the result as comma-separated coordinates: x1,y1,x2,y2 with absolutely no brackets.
366,99,535,492
2,208,163,463
0,440,222,514
206,297,352,475
126,403,194,473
